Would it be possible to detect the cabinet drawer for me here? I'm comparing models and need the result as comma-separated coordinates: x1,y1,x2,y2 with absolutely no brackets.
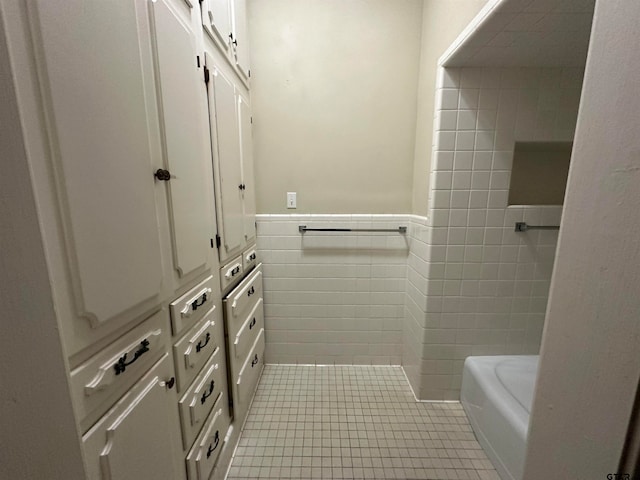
234,329,265,422
170,275,216,336
220,255,244,291
242,245,257,271
83,353,183,480
173,307,222,392
230,298,264,368
224,264,262,321
186,394,230,480
70,310,169,432
178,345,228,449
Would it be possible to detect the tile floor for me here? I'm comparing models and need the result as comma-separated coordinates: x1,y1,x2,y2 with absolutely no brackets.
227,365,499,480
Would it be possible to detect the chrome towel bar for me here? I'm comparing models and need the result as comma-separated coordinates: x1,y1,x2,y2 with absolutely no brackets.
299,225,407,234
515,222,560,232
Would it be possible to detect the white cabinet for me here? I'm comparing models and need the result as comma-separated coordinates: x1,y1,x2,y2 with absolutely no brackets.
28,0,219,356
150,0,216,282
31,0,166,354
202,0,232,51
238,94,257,243
231,0,251,80
210,66,245,259
206,58,257,263
201,0,251,83
2,0,258,477
83,354,185,480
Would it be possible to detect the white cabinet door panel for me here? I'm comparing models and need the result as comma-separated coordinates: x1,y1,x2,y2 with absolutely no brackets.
33,0,163,328
238,95,256,243
151,0,212,279
203,0,232,48
83,354,184,480
209,64,244,258
231,0,250,79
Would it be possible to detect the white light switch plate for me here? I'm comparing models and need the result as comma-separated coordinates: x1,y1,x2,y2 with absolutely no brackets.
287,192,296,209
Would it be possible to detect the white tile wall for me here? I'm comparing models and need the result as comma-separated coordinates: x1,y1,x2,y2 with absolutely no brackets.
412,65,583,400
256,214,409,366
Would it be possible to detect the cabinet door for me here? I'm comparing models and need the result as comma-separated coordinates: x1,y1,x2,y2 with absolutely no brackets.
208,63,245,260
33,1,163,331
202,0,232,49
238,95,256,243
231,0,251,80
83,354,184,480
150,0,213,280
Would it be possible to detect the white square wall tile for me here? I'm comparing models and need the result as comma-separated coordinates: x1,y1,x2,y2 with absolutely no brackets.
457,110,478,130
459,89,480,109
454,151,474,170
455,131,476,151
439,89,460,110
452,171,472,190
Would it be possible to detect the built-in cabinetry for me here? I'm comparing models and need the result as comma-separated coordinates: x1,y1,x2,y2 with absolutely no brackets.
207,57,257,269
201,0,251,82
3,0,262,477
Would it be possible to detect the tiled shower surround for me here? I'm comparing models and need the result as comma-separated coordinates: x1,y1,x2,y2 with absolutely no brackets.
256,67,584,400
405,66,583,400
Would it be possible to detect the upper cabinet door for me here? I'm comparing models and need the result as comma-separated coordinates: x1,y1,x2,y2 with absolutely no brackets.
33,1,163,330
238,95,256,243
231,0,251,80
208,63,245,259
202,0,232,50
150,0,213,280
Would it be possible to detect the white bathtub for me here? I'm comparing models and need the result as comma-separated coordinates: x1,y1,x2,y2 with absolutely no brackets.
461,355,539,480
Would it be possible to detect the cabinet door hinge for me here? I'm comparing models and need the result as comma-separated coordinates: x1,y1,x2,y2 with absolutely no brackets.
215,235,221,249
210,238,214,248
203,65,210,84
196,55,200,68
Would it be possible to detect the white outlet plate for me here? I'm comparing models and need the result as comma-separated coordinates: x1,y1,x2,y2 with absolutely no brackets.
287,192,296,209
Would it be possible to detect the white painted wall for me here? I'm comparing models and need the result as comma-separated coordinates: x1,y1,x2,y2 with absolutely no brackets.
0,4,86,477
412,0,489,216
248,0,423,214
524,0,640,477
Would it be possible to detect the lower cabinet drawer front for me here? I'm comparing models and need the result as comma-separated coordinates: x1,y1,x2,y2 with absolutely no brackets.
169,275,216,336
235,329,265,422
186,394,230,480
178,346,228,449
231,298,264,369
219,255,243,292
83,354,184,480
173,307,222,393
224,265,262,321
71,310,169,432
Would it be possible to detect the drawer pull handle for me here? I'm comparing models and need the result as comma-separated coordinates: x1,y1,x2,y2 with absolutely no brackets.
251,354,259,368
191,292,208,312
196,332,211,353
247,286,255,297
180,287,213,318
247,252,256,261
206,431,220,458
200,380,215,405
249,317,256,330
164,377,175,389
231,266,240,276
113,339,150,375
